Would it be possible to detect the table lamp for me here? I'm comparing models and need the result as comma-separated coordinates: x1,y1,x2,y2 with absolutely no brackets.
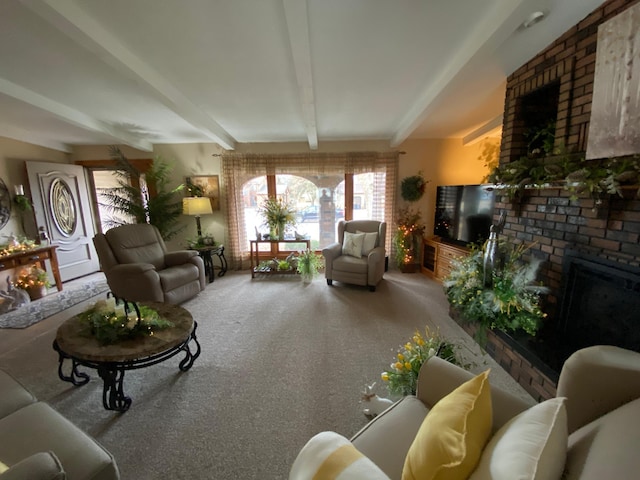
182,197,213,238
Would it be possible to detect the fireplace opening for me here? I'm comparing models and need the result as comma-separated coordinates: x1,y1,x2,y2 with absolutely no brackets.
500,250,640,376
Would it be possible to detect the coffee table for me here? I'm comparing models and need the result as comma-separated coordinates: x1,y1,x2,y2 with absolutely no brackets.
53,302,201,412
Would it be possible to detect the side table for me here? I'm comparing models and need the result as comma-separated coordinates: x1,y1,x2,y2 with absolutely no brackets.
192,245,228,283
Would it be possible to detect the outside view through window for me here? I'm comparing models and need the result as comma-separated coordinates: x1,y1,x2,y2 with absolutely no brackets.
242,173,379,251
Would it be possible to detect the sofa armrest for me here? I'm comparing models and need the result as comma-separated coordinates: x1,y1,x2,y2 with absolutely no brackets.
0,452,65,480
556,345,640,434
416,356,533,431
0,370,36,420
164,250,198,267
322,243,342,278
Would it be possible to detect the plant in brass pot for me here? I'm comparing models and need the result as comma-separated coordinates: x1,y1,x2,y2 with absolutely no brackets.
15,265,51,300
443,241,548,340
258,197,296,240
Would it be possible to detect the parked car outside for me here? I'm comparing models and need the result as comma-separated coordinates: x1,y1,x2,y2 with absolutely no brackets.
296,205,345,222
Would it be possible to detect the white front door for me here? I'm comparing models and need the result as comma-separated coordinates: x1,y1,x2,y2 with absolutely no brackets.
26,161,99,281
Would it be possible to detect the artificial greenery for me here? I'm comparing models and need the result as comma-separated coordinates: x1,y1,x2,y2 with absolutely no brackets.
98,146,185,240
443,241,548,337
80,299,174,345
257,197,296,239
400,172,428,202
488,147,640,202
296,249,322,278
393,207,425,268
15,265,51,289
0,237,37,257
277,259,291,271
13,194,32,212
381,326,467,396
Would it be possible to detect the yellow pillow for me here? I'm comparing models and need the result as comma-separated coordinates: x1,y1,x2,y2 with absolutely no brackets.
402,370,492,480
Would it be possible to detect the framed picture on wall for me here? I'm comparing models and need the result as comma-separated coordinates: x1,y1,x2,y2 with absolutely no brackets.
185,175,220,211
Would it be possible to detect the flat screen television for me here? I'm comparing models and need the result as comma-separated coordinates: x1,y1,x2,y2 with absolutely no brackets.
433,184,496,247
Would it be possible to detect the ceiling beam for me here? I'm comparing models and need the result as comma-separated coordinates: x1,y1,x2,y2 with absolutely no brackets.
0,77,153,151
0,122,72,153
22,0,236,150
462,114,503,146
282,0,318,150
390,0,526,147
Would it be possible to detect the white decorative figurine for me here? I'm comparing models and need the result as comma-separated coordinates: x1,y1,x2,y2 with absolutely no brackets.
361,382,394,417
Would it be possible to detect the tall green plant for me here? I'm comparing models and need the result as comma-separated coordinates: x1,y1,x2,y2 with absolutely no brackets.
98,146,184,240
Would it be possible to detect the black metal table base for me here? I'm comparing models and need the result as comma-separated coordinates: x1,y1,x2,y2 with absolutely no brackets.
53,322,201,412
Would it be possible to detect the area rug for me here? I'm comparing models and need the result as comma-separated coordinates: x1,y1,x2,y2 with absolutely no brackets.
0,273,109,329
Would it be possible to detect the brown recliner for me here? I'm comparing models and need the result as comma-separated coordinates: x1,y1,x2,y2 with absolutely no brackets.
322,220,386,292
93,224,206,304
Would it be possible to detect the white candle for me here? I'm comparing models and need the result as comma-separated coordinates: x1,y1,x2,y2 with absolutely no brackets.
105,297,116,311
14,185,24,196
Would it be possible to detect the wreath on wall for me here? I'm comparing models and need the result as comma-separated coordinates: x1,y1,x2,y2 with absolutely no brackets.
400,172,428,202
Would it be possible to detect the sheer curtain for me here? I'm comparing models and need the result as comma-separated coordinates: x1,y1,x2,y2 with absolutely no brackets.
221,151,399,269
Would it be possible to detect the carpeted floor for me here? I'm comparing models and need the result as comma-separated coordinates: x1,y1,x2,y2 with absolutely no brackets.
0,271,533,479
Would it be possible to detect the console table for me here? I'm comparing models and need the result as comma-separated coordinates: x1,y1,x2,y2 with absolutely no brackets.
250,239,310,278
0,245,63,292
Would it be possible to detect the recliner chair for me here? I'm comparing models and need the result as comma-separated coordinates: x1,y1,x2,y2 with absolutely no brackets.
93,223,206,304
322,220,386,292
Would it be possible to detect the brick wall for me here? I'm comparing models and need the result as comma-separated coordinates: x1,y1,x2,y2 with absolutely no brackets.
485,0,640,398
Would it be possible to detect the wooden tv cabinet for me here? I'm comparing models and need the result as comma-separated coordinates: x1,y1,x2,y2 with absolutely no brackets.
421,237,469,282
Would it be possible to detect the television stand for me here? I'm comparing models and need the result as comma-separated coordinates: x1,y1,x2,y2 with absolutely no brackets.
421,237,469,282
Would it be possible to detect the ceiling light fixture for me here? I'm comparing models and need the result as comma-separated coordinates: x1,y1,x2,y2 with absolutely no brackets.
522,11,546,29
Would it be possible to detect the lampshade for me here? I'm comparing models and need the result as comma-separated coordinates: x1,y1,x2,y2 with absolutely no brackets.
182,197,213,216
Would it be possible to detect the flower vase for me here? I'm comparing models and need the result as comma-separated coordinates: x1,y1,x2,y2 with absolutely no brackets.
277,221,286,240
26,285,47,300
301,273,313,284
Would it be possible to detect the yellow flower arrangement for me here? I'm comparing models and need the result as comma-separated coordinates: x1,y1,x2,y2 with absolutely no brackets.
381,327,466,396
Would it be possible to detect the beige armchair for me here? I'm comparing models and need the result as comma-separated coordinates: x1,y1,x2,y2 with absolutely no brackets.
322,220,386,292
93,224,206,304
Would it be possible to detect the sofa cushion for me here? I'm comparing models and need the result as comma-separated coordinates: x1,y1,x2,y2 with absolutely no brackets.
352,396,429,479
563,396,640,479
402,370,492,480
0,370,36,420
290,431,390,480
333,256,368,275
469,397,567,480
158,264,200,292
342,232,365,258
0,451,66,480
357,231,378,255
0,402,119,480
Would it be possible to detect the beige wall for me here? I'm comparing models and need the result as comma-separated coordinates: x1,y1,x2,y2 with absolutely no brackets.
0,137,70,239
15,136,495,253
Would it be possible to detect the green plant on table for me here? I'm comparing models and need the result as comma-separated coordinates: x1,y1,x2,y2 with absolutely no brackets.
277,260,291,271
381,326,466,397
258,197,296,239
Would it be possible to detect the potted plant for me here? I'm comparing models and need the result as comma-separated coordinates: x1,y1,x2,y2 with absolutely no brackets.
15,265,51,300
443,241,548,340
393,207,425,272
380,326,467,397
257,197,296,240
97,146,185,240
296,249,322,282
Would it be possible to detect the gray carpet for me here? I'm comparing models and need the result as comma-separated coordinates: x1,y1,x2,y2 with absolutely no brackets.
0,271,532,479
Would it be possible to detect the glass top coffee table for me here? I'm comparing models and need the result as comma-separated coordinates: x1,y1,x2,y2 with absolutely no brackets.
53,302,201,412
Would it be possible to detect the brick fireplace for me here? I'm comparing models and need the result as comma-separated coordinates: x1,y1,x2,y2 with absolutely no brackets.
478,0,640,401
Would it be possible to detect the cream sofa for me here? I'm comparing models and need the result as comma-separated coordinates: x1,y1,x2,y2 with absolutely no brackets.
291,345,640,479
0,369,119,479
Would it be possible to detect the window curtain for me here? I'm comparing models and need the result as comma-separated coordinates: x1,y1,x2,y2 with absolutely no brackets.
221,151,399,269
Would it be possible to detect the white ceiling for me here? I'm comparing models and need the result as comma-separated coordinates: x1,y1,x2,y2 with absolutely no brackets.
0,0,606,153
